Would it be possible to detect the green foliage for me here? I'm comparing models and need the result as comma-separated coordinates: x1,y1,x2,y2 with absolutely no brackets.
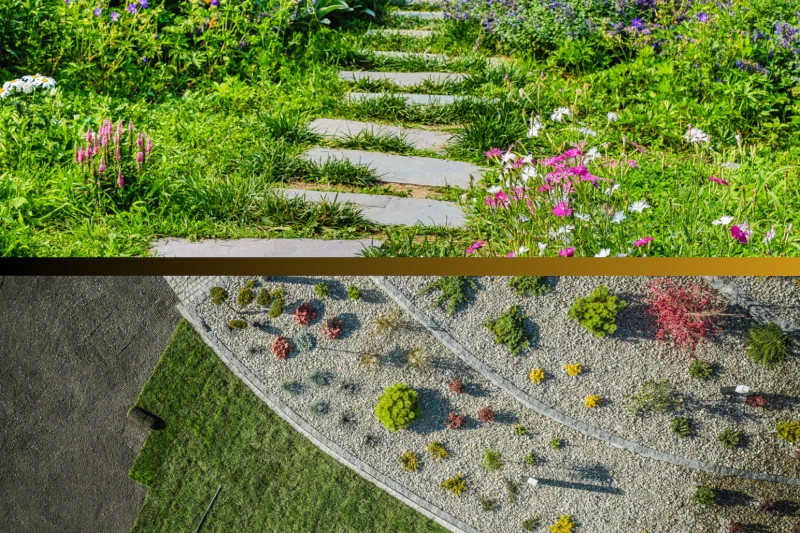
670,417,692,439
375,383,421,432
746,323,792,369
693,485,717,506
524,452,536,466
549,437,562,450
210,287,228,305
294,330,316,352
268,297,285,318
427,442,449,462
237,282,255,307
308,370,332,387
717,429,742,449
309,400,330,415
228,319,247,329
482,449,503,472
777,421,800,443
398,451,419,472
626,379,682,416
314,283,330,298
281,380,303,395
347,285,361,300
256,288,271,307
419,277,477,317
505,478,518,504
514,425,527,436
483,306,532,355
522,516,541,532
568,285,627,338
508,276,550,296
688,359,714,381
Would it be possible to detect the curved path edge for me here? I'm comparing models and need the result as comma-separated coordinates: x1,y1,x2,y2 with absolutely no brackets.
372,276,800,487
173,293,482,533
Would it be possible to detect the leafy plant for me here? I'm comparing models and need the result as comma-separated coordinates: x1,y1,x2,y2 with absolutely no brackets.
477,494,497,512
483,306,533,355
323,317,345,339
584,395,601,408
375,383,421,432
256,288,271,307
347,285,361,300
478,406,495,423
210,287,229,305
508,276,550,296
717,429,742,449
483,449,503,472
744,394,768,408
746,323,792,369
524,452,537,466
419,277,477,317
314,283,330,298
445,411,466,429
670,417,692,438
398,451,419,472
568,284,626,338
548,515,575,533
447,378,465,394
308,370,332,387
522,516,541,532
441,474,467,496
549,437,563,450
688,359,714,381
427,442,449,462
514,424,528,436
777,420,800,443
693,485,716,505
237,280,256,307
228,319,247,329
271,335,293,360
626,379,682,416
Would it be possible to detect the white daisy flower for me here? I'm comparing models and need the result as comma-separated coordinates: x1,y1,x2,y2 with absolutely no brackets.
594,248,611,257
550,107,570,123
607,111,619,122
518,245,530,255
610,211,626,224
684,126,710,144
501,151,517,164
712,215,734,226
578,127,597,137
628,200,650,213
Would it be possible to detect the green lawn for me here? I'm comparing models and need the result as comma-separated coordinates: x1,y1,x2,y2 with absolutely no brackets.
129,320,446,533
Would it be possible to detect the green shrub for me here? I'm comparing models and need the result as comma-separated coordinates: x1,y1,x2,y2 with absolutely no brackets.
268,297,285,318
746,323,792,369
508,276,550,296
281,380,302,395
210,287,228,305
441,474,466,496
294,330,316,352
228,319,247,329
717,429,742,449
482,449,503,472
514,425,527,436
688,359,714,381
568,284,627,338
777,421,800,443
419,277,477,317
375,383,421,432
308,370,332,387
483,306,532,355
549,437,562,450
427,442,449,461
398,451,419,472
237,283,255,307
670,417,692,438
626,379,682,416
256,288,271,306
347,285,361,300
693,485,716,505
314,283,330,298
524,452,536,465
309,401,329,416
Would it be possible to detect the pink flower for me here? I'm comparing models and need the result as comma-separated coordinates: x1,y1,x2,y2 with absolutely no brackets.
136,133,144,148
467,241,486,255
484,190,510,208
145,137,153,154
731,223,752,244
559,247,575,257
115,145,121,162
506,251,515,258
98,157,106,174
136,151,144,163
86,129,93,142
709,175,729,186
484,148,503,158
128,120,135,132
117,170,124,188
629,141,647,154
552,201,573,217
627,159,639,168
633,236,653,247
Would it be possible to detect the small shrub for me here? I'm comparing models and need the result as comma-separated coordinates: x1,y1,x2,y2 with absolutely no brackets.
398,451,419,472
744,394,768,408
359,350,382,372
427,442,449,461
448,378,465,394
309,401,329,416
404,346,430,371
281,380,302,395
515,424,528,436
268,298,285,318
505,478,518,503
339,412,357,427
524,452,536,465
549,437,563,450
374,312,400,333
347,285,361,300
728,522,743,533
688,359,714,381
237,283,255,307
314,283,329,298
441,474,466,496
294,330,316,352
478,406,495,423
293,302,317,325
483,306,532,355
548,514,575,533
522,516,541,532
758,499,776,514
228,319,247,329
308,370,332,387
419,277,477,317
671,417,692,438
256,288,271,306
271,335,292,360
477,494,497,512
323,317,345,339
508,276,550,296
210,287,229,305
568,284,627,338
375,383,421,432
529,368,545,383
717,428,742,449
584,395,601,408
777,420,800,443
340,381,358,394
747,323,791,368
693,486,716,505
483,449,503,472
445,411,466,429
563,363,582,377
626,379,682,415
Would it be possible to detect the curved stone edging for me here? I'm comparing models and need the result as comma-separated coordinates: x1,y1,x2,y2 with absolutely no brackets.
175,301,482,533
372,276,800,487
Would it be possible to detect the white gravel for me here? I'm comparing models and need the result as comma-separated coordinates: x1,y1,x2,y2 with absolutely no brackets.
733,277,800,330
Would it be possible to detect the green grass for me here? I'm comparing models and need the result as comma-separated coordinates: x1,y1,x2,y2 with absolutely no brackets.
129,320,446,533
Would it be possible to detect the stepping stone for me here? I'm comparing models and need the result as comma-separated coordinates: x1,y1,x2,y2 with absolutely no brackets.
339,70,467,86
394,10,444,19
365,28,432,38
304,147,482,188
150,238,381,257
280,189,465,227
371,51,449,62
308,118,452,151
347,92,463,106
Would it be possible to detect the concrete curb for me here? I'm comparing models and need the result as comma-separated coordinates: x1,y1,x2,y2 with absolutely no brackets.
372,276,800,487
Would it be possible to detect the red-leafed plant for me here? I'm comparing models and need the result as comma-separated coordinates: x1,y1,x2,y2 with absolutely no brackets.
448,378,464,395
644,278,728,351
445,411,466,429
478,406,495,423
323,317,345,339
728,522,743,533
271,335,292,360
293,302,317,325
745,394,768,408
795,449,800,461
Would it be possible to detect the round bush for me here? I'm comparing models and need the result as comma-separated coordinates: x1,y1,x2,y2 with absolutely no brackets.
568,284,627,338
375,383,421,432
746,323,791,368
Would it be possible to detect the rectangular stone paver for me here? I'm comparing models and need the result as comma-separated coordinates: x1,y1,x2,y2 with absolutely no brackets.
304,147,482,188
346,92,464,106
365,29,433,38
308,118,452,151
339,70,466,86
280,189,465,227
394,10,445,19
371,51,450,62
150,238,381,257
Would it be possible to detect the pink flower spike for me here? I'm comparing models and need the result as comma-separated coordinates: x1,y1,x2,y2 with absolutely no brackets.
115,145,121,162
709,175,729,186
552,201,573,217
117,170,124,188
633,236,653,247
136,151,144,164
627,159,639,168
86,129,93,142
145,137,153,154
730,223,752,244
98,157,106,174
466,241,486,255
136,133,144,148
116,120,123,137
128,120,135,132
559,247,575,257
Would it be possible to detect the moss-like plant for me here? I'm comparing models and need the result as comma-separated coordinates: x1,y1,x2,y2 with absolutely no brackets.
237,282,255,307
548,514,575,533
483,305,532,355
441,474,466,496
427,442,449,461
210,287,228,305
584,395,601,408
670,417,692,438
549,437,563,450
524,452,536,465
717,428,742,449
746,323,791,368
268,296,284,318
398,451,419,472
693,485,716,505
375,383,421,432
688,359,714,381
777,420,800,443
347,285,361,300
314,282,329,298
514,424,527,436
529,368,545,383
419,277,477,317
568,284,627,338
482,449,503,472
256,288,271,306
626,379,682,415
228,319,247,329
508,276,550,296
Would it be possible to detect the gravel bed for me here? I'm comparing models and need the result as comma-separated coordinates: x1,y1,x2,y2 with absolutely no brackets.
188,276,799,533
732,277,800,331
389,276,800,479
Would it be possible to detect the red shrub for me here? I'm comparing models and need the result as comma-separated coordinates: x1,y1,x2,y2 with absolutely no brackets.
795,450,800,461
445,411,465,429
293,302,317,325
744,394,768,408
644,278,728,351
323,317,345,339
727,522,743,533
478,406,495,423
448,378,464,395
271,335,292,360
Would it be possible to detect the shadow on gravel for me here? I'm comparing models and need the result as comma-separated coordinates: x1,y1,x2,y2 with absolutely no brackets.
716,489,753,507
613,297,659,343
338,312,361,339
415,387,453,435
683,396,762,424
536,478,624,495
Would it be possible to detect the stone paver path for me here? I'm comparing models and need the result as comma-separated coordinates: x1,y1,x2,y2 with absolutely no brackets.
370,50,450,62
309,118,452,151
365,28,433,38
339,70,467,86
346,92,467,106
394,10,444,19
151,238,381,257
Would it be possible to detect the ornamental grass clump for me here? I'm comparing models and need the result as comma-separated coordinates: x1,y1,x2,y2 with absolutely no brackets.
626,379,682,416
404,346,430,372
777,421,800,443
483,306,533,355
359,350,382,372
569,284,626,338
419,277,477,317
294,330,316,352
549,437,563,450
524,452,536,465
374,312,401,334
508,276,550,296
398,451,419,472
441,474,466,496
522,517,540,532
514,424,527,436
482,449,503,472
323,317,345,339
746,323,792,369
375,383,421,432
271,335,292,360
427,442,449,461
293,302,317,325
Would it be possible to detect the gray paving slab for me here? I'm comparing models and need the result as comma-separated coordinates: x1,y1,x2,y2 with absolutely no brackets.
365,28,433,37
394,10,444,18
304,147,482,188
339,70,466,86
150,238,381,257
346,91,463,106
370,50,450,62
308,118,452,151
280,188,465,227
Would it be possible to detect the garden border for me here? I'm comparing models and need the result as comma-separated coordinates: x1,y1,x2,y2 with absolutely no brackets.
371,276,800,487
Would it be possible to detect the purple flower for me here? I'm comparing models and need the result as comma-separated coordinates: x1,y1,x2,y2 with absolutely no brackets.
110,11,120,21
136,151,144,163
696,12,708,23
117,170,124,188
731,223,752,244
98,157,106,174
93,7,102,16
127,3,138,14
141,57,148,63
138,0,148,7
559,247,575,257
210,0,219,5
